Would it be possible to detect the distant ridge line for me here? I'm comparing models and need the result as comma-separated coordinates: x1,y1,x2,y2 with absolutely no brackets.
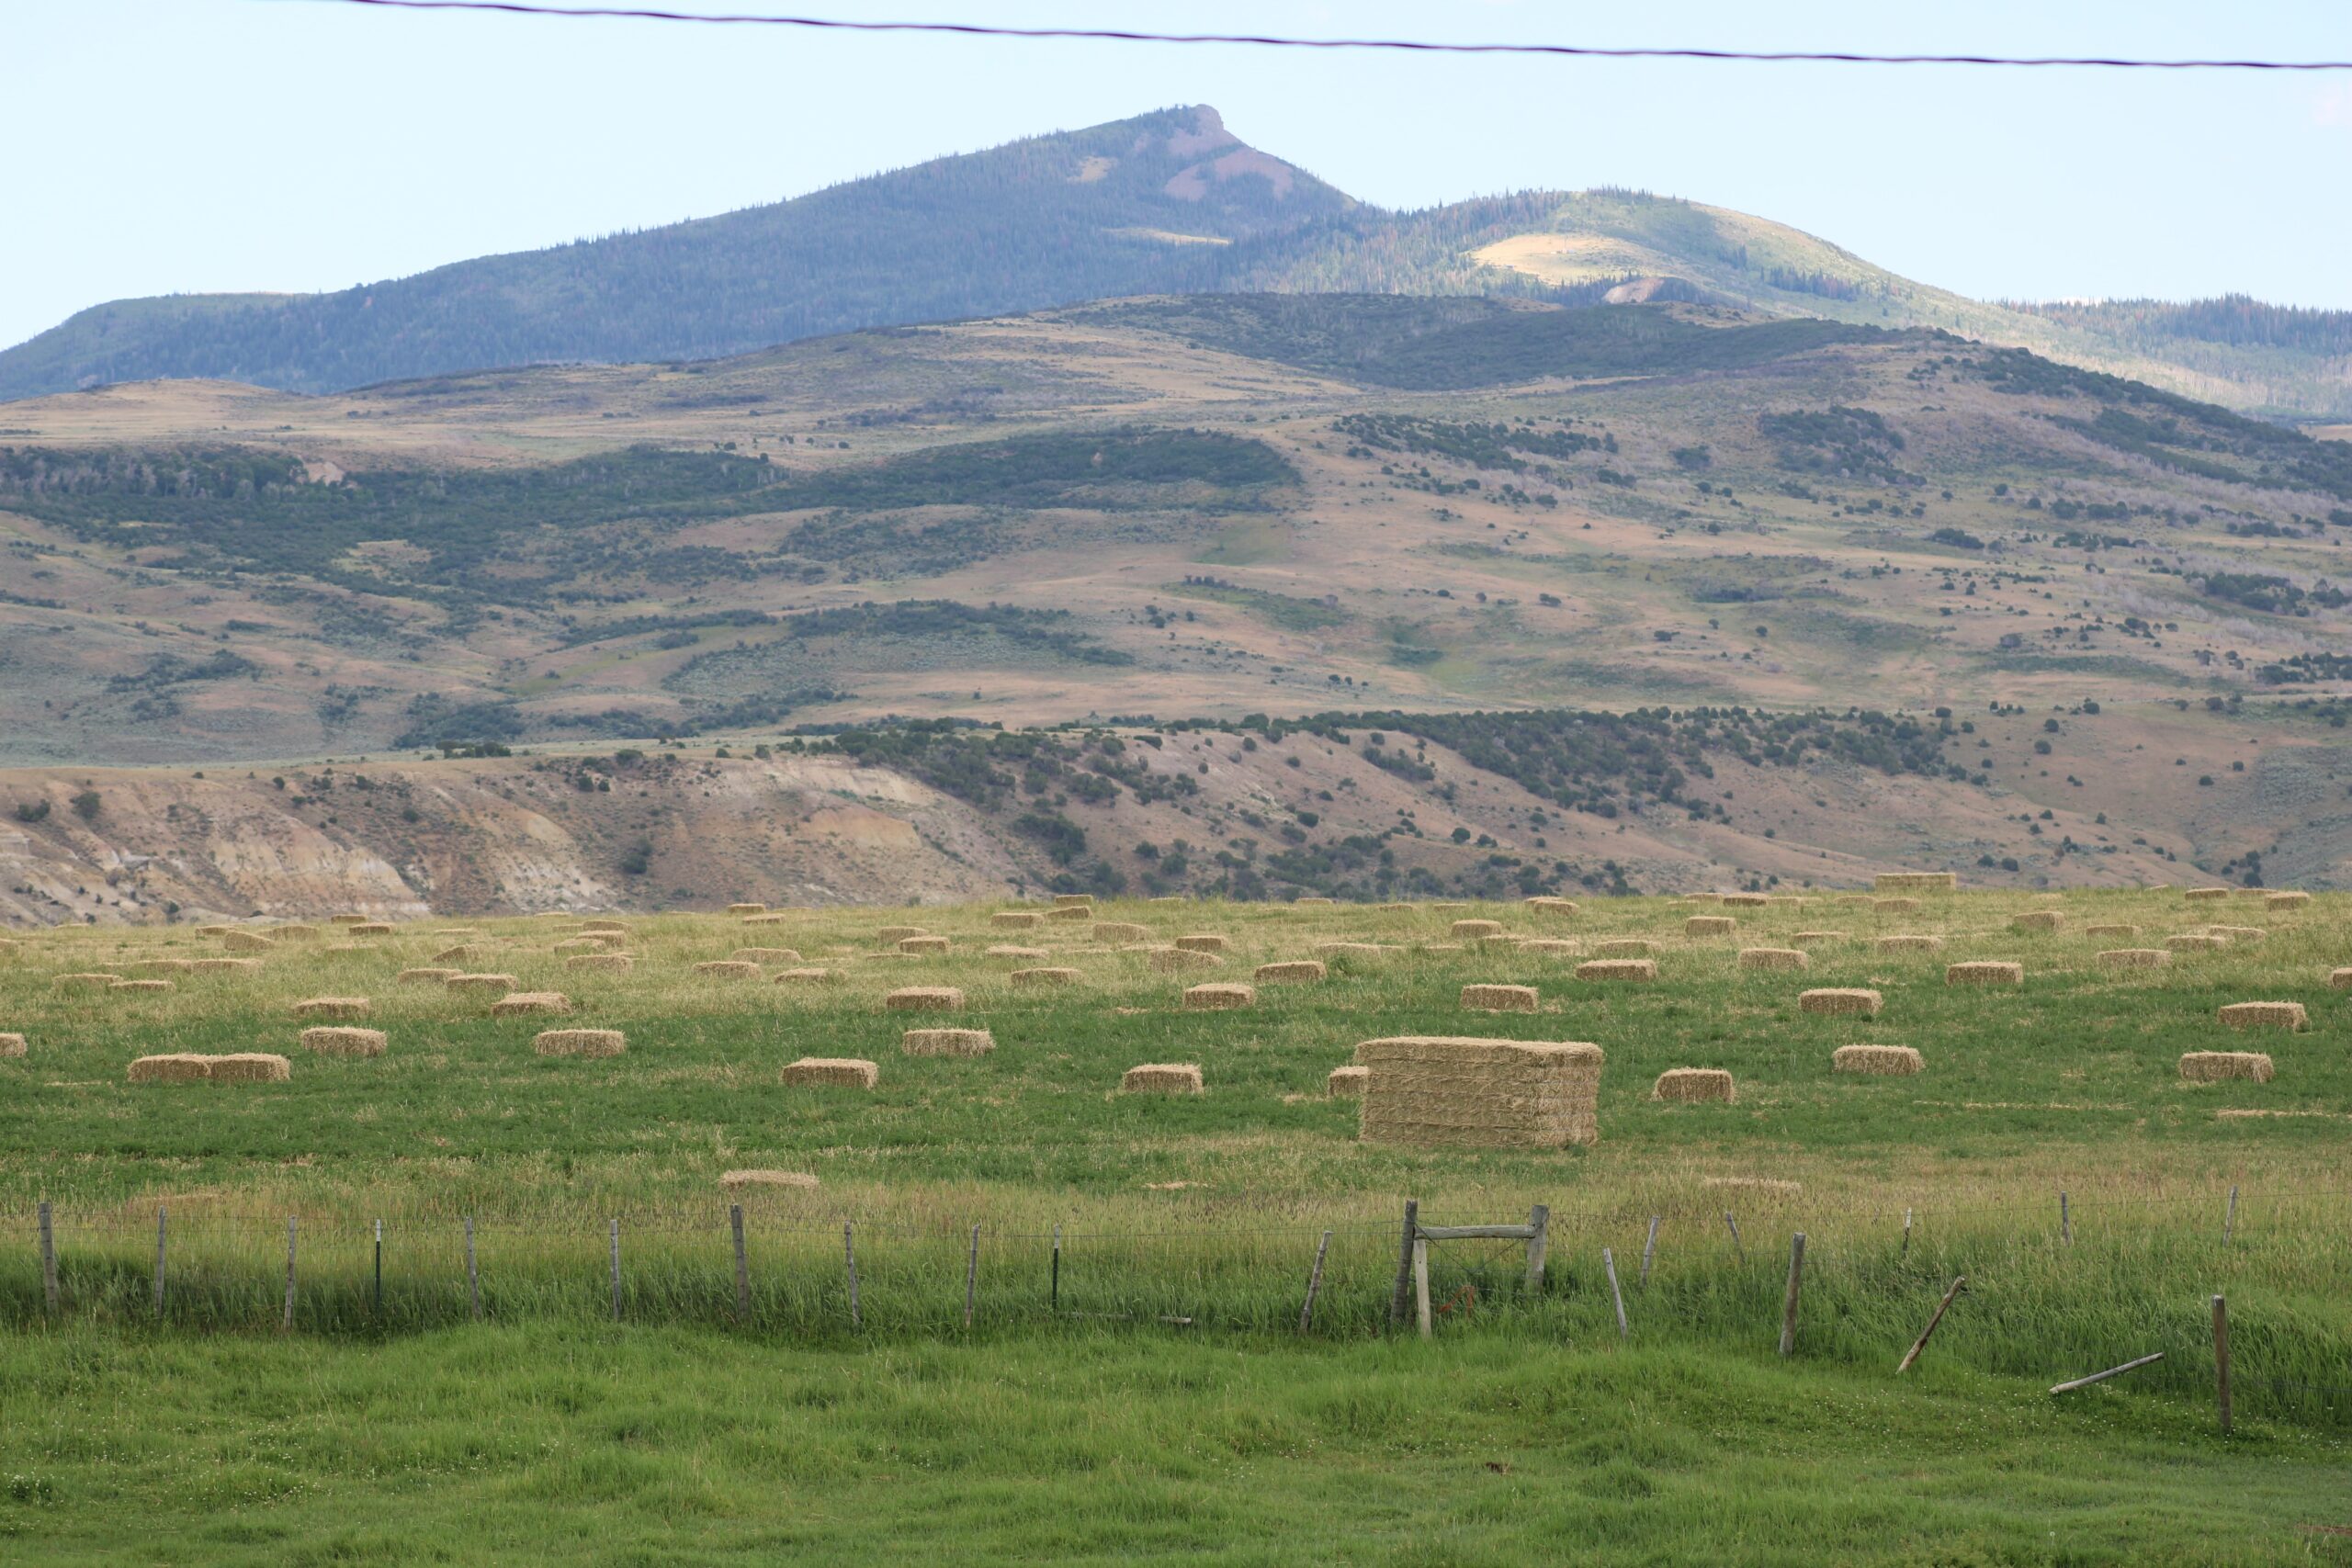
300,1,2352,72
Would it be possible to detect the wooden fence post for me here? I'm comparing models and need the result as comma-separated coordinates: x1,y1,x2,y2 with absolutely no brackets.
2060,1190,2071,1247
730,1204,750,1323
373,1219,384,1318
842,1222,861,1330
1412,1236,1431,1340
2211,1294,2233,1434
465,1216,481,1321
1298,1229,1331,1334
608,1219,622,1322
964,1224,980,1330
1902,1207,1913,1260
37,1201,57,1315
153,1205,166,1319
1602,1247,1628,1339
1724,1211,1745,1265
1640,1215,1659,1286
1523,1204,1550,1292
2223,1187,2238,1247
1896,1275,1966,1374
1050,1223,1062,1313
1387,1200,1418,1328
282,1216,299,1333
1777,1232,1805,1357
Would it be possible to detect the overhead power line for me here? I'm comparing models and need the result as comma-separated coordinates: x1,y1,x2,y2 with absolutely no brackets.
295,1,2352,72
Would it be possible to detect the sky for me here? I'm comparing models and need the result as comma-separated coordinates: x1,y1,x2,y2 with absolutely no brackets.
3,0,2348,351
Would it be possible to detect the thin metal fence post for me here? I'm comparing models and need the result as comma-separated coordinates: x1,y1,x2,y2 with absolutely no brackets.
1298,1229,1331,1333
1602,1247,1628,1339
2060,1190,2071,1247
1050,1223,1062,1313
38,1201,57,1315
731,1204,751,1323
1902,1207,1913,1259
1640,1214,1659,1286
1724,1211,1745,1264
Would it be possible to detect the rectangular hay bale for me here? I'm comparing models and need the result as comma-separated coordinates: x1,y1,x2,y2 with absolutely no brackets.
1355,1036,1603,1149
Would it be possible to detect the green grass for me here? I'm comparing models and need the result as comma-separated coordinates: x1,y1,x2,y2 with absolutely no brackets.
2,1328,2346,1564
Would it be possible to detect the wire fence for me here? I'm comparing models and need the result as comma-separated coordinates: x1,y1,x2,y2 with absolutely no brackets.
4,1181,2347,1430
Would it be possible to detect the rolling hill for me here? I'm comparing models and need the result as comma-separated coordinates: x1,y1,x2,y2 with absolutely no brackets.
5,107,2348,419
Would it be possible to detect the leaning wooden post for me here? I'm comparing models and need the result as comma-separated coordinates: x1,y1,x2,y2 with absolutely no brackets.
1387,1199,1419,1328
153,1205,167,1319
964,1224,980,1330
464,1216,481,1321
608,1218,622,1322
842,1222,861,1330
730,1204,750,1323
1777,1232,1805,1357
37,1201,57,1315
1523,1203,1550,1293
2060,1190,2071,1247
1896,1275,1967,1374
2050,1351,2163,1394
1297,1229,1331,1334
1602,1247,1628,1339
1412,1235,1432,1340
2222,1187,2238,1247
1724,1211,1745,1265
282,1215,299,1333
2211,1294,2233,1434
1640,1215,1659,1286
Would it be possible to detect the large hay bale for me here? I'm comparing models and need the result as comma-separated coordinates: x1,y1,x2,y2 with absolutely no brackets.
1183,983,1256,1011
1739,947,1809,973
1791,931,1846,948
0,1033,25,1058
1872,897,1920,914
535,1029,626,1058
329,914,370,926
220,931,276,953
2180,1051,2273,1083
731,948,802,964
741,912,790,925
208,1054,292,1083
1653,1067,1735,1103
1945,962,2024,987
1575,959,1657,983
692,960,763,980
2331,967,2352,991
2011,911,2064,933
1173,933,1229,953
720,1169,818,1190
898,935,951,955
1875,872,1957,893
129,1054,214,1082
990,911,1046,929
1256,960,1328,984
1376,902,1416,912
902,1028,994,1056
727,903,766,916
1327,1065,1369,1099
1054,894,1095,908
1431,902,1469,912
781,1057,879,1089
874,925,927,943
2184,886,2231,902
1595,939,1660,958
273,925,322,942
52,973,121,993
1460,983,1538,1013
1010,967,1080,988
1525,897,1578,917
190,957,260,976
1356,1037,1603,1148
446,973,517,994
1833,1044,1923,1076
128,959,196,976
2085,923,2141,939
490,991,572,1017
550,938,607,955
582,919,629,934
1449,919,1504,939
2098,948,2171,971
1685,916,1737,937
987,944,1049,960
2267,891,2312,910
291,997,370,1021
1721,893,1770,908
2218,1001,2308,1032
1121,1063,1204,1095
1800,987,1883,1017
347,923,394,938
109,979,174,994
1093,921,1150,942
1151,946,1222,973
431,944,481,964
1045,905,1093,923
300,1026,387,1057
2166,933,2228,953
1876,934,1942,953
564,953,635,974
773,967,837,985
885,986,964,1012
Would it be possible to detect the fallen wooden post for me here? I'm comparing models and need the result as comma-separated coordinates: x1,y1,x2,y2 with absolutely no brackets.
1895,1275,1966,1374
2050,1351,2164,1394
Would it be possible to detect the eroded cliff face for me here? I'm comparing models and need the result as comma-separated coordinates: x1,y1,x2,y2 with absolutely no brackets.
0,752,1020,926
